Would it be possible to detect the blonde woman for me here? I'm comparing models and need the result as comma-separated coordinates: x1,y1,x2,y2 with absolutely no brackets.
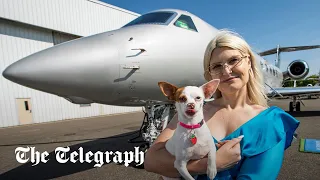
144,30,300,179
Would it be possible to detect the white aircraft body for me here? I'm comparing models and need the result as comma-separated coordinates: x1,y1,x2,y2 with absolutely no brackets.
3,9,320,150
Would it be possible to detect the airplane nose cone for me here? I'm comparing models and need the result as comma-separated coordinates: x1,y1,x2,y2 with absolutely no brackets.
2,32,119,101
3,55,43,84
2,64,14,80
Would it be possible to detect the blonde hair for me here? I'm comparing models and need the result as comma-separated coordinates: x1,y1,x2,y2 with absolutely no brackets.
203,29,268,107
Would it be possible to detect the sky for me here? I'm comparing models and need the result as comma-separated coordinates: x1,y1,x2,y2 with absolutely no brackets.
102,0,320,76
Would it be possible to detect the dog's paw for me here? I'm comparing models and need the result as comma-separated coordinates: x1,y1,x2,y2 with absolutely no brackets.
207,167,217,180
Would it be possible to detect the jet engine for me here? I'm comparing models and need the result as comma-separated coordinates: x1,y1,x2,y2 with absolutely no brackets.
284,60,309,80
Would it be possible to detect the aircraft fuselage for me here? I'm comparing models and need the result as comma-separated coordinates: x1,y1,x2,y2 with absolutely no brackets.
2,9,307,107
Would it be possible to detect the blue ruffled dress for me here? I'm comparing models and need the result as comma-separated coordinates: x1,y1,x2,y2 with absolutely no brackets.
196,106,300,180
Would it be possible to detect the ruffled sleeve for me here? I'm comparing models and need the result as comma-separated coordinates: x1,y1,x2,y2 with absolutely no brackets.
239,106,300,157
236,137,287,179
234,106,300,180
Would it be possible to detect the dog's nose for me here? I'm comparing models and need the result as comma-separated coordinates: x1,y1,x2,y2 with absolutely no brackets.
187,103,195,109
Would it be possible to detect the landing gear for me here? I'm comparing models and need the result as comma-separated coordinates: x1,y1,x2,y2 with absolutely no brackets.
289,96,301,112
296,102,301,111
289,102,294,112
128,101,176,168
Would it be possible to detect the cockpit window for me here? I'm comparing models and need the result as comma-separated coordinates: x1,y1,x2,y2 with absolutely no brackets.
122,12,175,27
174,15,197,32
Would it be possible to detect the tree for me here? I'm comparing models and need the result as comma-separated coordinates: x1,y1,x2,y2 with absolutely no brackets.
306,74,319,79
283,79,318,87
283,80,294,87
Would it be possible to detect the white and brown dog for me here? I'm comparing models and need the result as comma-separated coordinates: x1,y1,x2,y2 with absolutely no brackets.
158,79,220,180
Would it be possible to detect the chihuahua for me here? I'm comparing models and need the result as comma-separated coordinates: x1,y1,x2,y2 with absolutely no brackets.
158,79,220,180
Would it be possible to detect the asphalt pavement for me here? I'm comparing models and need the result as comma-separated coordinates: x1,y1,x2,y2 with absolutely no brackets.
0,99,319,180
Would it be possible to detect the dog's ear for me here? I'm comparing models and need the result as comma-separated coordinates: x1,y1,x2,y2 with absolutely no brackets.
158,82,178,100
200,79,220,99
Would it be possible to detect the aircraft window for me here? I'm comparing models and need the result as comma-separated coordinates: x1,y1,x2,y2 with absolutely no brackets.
122,12,176,27
174,15,198,32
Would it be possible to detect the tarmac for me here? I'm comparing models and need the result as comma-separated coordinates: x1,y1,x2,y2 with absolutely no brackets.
0,98,319,180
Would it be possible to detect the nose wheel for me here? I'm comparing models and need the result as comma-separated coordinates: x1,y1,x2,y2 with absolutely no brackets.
289,96,301,112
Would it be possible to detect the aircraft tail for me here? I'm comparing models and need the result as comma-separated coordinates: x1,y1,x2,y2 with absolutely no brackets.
275,45,280,68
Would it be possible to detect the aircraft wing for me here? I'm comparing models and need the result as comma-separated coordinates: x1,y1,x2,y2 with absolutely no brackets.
259,45,320,56
267,86,320,97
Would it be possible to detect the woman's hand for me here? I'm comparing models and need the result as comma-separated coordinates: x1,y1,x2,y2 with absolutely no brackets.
215,135,244,171
194,135,244,174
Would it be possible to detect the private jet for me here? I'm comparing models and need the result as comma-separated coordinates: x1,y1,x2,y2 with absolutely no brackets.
3,9,320,149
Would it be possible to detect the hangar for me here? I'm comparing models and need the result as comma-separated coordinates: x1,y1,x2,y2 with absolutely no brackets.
0,0,142,127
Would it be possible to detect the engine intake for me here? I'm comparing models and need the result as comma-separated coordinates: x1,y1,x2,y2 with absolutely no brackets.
284,60,309,80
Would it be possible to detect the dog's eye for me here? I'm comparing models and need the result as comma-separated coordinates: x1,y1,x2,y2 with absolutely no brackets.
179,96,186,102
196,96,201,100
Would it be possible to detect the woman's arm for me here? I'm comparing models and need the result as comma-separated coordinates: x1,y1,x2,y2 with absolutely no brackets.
236,137,286,180
144,114,208,177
